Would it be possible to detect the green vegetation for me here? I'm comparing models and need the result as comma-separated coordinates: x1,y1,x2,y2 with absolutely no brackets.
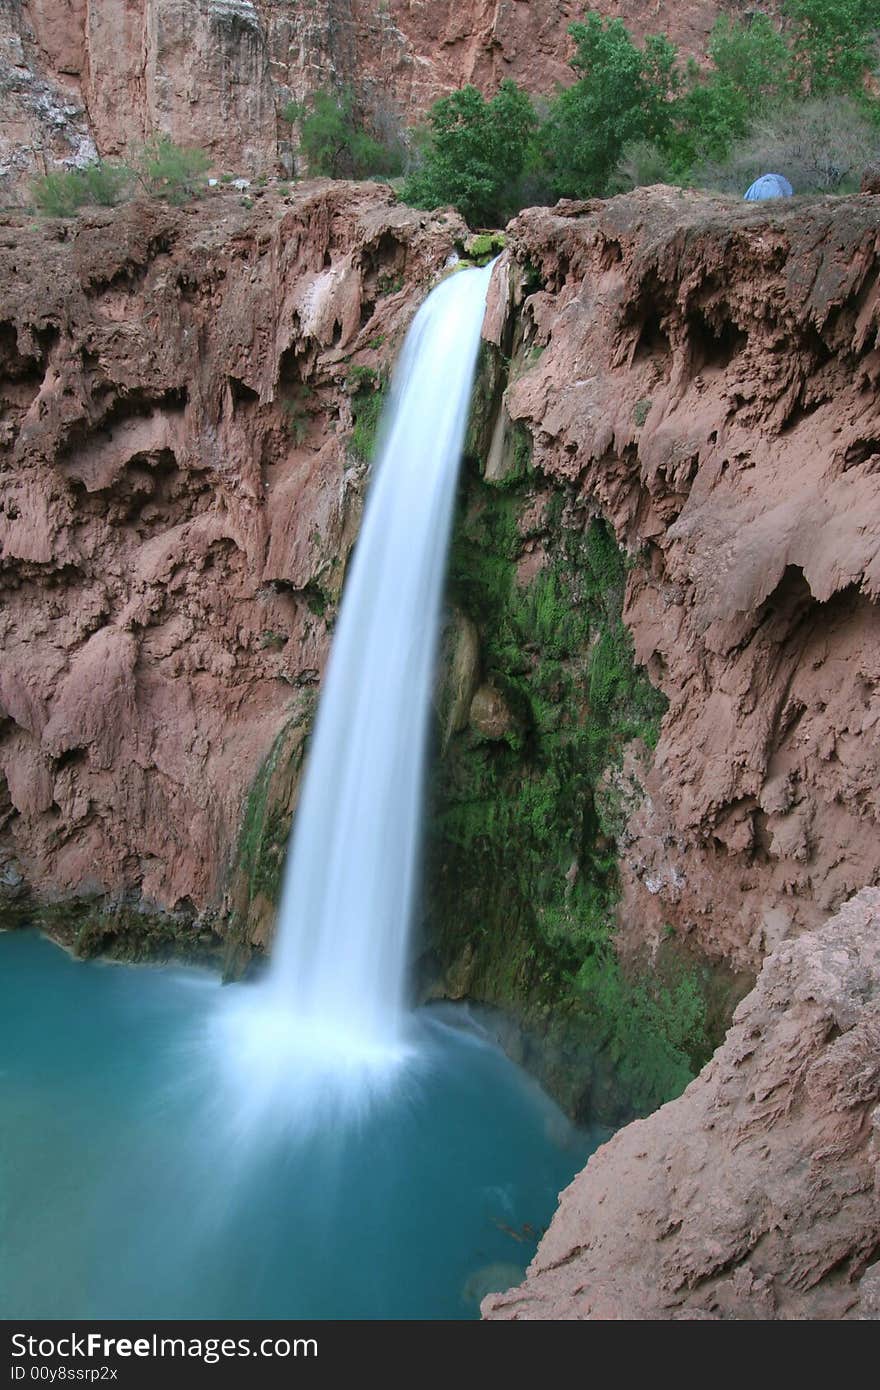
400,2,879,222
785,0,879,96
233,718,308,910
426,455,711,1119
347,365,388,463
402,81,536,225
463,231,507,265
535,16,680,201
136,137,211,202
29,5,878,222
31,160,134,216
284,88,404,179
31,139,211,216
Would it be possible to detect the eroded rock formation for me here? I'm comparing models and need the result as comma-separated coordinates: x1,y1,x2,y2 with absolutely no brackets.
0,181,464,949
483,887,880,1320
493,188,880,975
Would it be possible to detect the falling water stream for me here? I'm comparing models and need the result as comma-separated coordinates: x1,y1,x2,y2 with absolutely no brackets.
269,262,496,1051
0,264,602,1320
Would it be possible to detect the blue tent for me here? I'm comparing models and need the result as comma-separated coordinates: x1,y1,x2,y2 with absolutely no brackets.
744,173,794,201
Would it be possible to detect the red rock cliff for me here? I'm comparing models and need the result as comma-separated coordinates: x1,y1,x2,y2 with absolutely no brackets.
1,1,776,204
493,188,880,976
0,181,464,940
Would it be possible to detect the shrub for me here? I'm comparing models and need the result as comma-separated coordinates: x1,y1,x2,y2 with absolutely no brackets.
78,160,134,206
135,137,211,202
696,94,880,194
611,139,680,192
289,89,404,179
31,171,88,217
31,160,135,216
402,80,536,226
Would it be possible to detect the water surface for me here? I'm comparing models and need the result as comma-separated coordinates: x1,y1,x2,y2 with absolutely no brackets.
0,932,599,1319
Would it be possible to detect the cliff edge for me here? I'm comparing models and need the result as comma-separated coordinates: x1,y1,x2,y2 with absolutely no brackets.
484,887,880,1320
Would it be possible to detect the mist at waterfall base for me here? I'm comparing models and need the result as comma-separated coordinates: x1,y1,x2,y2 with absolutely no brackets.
0,266,602,1319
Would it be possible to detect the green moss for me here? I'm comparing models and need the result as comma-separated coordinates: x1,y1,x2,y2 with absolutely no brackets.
463,231,507,265
235,726,294,906
1,898,216,967
302,582,329,618
427,473,709,1122
348,366,388,464
633,398,652,427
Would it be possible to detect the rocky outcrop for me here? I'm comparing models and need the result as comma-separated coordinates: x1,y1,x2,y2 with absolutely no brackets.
492,188,880,975
483,887,880,1320
0,181,465,947
2,1,778,203
0,1,97,205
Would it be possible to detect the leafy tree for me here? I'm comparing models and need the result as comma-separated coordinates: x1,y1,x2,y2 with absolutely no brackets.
536,16,680,199
402,80,536,225
289,89,404,179
668,16,791,171
784,0,879,95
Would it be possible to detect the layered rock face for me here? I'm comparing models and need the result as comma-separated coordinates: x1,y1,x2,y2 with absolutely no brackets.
2,181,878,1317
494,189,880,975
2,0,775,203
484,888,880,1320
0,181,464,947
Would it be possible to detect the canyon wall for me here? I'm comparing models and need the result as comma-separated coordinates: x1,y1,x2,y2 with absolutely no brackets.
497,188,880,975
2,180,879,1316
0,180,465,953
1,0,775,204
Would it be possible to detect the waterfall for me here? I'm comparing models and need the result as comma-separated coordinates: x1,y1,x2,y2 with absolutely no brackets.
218,261,495,1103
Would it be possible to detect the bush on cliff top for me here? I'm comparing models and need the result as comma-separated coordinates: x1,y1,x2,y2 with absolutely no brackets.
284,88,405,180
31,161,134,216
402,81,536,226
136,137,211,203
31,140,212,216
694,94,880,195
398,1,879,222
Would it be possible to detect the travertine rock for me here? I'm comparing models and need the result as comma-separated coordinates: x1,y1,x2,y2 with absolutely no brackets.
0,182,465,931
498,188,880,972
484,887,880,1320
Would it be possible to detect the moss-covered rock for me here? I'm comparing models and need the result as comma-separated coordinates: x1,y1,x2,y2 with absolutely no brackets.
462,231,507,266
0,894,220,966
423,449,721,1124
223,701,313,974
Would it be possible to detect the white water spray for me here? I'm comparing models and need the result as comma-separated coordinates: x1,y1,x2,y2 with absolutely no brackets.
216,262,494,1107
